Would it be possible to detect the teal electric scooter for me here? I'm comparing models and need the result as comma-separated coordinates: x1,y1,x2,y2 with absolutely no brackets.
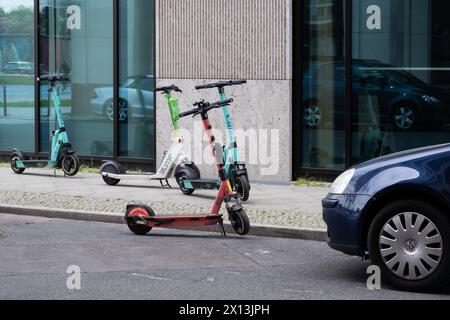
10,74,81,177
175,80,251,201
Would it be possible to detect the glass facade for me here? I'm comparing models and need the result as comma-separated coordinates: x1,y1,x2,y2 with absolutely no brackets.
302,0,345,169
295,0,450,175
1,0,448,178
119,0,155,159
0,0,35,152
0,0,155,164
40,0,114,156
352,0,450,165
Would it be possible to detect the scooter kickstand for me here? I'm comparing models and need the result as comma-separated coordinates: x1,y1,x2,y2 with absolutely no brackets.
219,220,227,238
159,179,173,189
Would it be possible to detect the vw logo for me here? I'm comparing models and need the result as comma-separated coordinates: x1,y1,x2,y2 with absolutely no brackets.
405,240,417,253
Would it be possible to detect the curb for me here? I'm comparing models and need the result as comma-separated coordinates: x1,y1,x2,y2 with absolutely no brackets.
0,204,327,242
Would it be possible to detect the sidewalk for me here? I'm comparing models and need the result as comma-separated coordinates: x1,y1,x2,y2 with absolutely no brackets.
0,167,329,239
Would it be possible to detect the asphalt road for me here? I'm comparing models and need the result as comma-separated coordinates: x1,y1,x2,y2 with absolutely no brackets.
0,213,449,300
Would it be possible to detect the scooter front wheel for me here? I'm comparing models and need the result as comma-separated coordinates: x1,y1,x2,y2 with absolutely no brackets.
235,175,250,202
62,154,81,177
230,209,250,236
126,206,155,235
10,153,25,174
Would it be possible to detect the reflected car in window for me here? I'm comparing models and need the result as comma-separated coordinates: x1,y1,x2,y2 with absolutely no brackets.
3,61,34,75
303,59,450,131
90,76,154,122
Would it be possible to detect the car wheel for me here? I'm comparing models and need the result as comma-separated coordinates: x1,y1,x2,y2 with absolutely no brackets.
392,104,417,131
303,104,322,128
368,200,450,292
105,99,129,122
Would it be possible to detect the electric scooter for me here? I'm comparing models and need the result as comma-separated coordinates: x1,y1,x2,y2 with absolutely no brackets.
125,98,250,236
175,80,251,201
10,74,81,177
100,85,199,188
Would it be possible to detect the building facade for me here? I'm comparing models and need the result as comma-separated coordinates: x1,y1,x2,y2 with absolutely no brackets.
0,0,449,182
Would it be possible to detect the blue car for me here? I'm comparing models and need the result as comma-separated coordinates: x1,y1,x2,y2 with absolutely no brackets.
323,144,450,292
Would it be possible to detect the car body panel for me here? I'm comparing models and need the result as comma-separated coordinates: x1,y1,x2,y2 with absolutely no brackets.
90,77,154,119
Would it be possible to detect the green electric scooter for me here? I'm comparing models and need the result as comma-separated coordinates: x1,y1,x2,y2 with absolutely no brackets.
175,80,251,201
100,85,199,187
10,74,81,177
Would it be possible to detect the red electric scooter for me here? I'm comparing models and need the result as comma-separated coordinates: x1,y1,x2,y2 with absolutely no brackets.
125,98,250,237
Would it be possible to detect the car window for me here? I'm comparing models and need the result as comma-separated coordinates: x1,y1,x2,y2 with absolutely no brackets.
388,70,424,86
354,66,388,87
139,78,153,90
315,62,345,81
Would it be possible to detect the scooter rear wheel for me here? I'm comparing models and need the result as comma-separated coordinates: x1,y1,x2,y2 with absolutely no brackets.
177,172,195,196
101,163,121,186
62,154,81,177
230,209,250,236
10,153,25,174
126,206,155,235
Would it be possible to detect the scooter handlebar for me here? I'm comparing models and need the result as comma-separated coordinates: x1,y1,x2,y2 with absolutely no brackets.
210,98,234,108
155,85,183,94
178,109,198,118
195,80,247,90
38,74,70,82
179,98,234,118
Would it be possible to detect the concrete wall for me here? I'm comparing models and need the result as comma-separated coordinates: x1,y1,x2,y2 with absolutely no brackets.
155,0,293,182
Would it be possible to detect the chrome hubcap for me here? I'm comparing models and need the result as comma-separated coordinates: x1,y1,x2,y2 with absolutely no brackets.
394,107,415,130
379,212,443,281
304,106,321,127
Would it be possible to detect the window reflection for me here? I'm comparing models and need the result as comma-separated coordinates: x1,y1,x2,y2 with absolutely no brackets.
39,0,114,156
302,0,345,169
118,0,155,159
0,0,35,152
352,0,450,165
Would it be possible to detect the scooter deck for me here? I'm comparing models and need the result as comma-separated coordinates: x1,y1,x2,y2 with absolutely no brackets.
129,214,223,228
17,160,50,168
102,172,159,180
184,178,220,190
